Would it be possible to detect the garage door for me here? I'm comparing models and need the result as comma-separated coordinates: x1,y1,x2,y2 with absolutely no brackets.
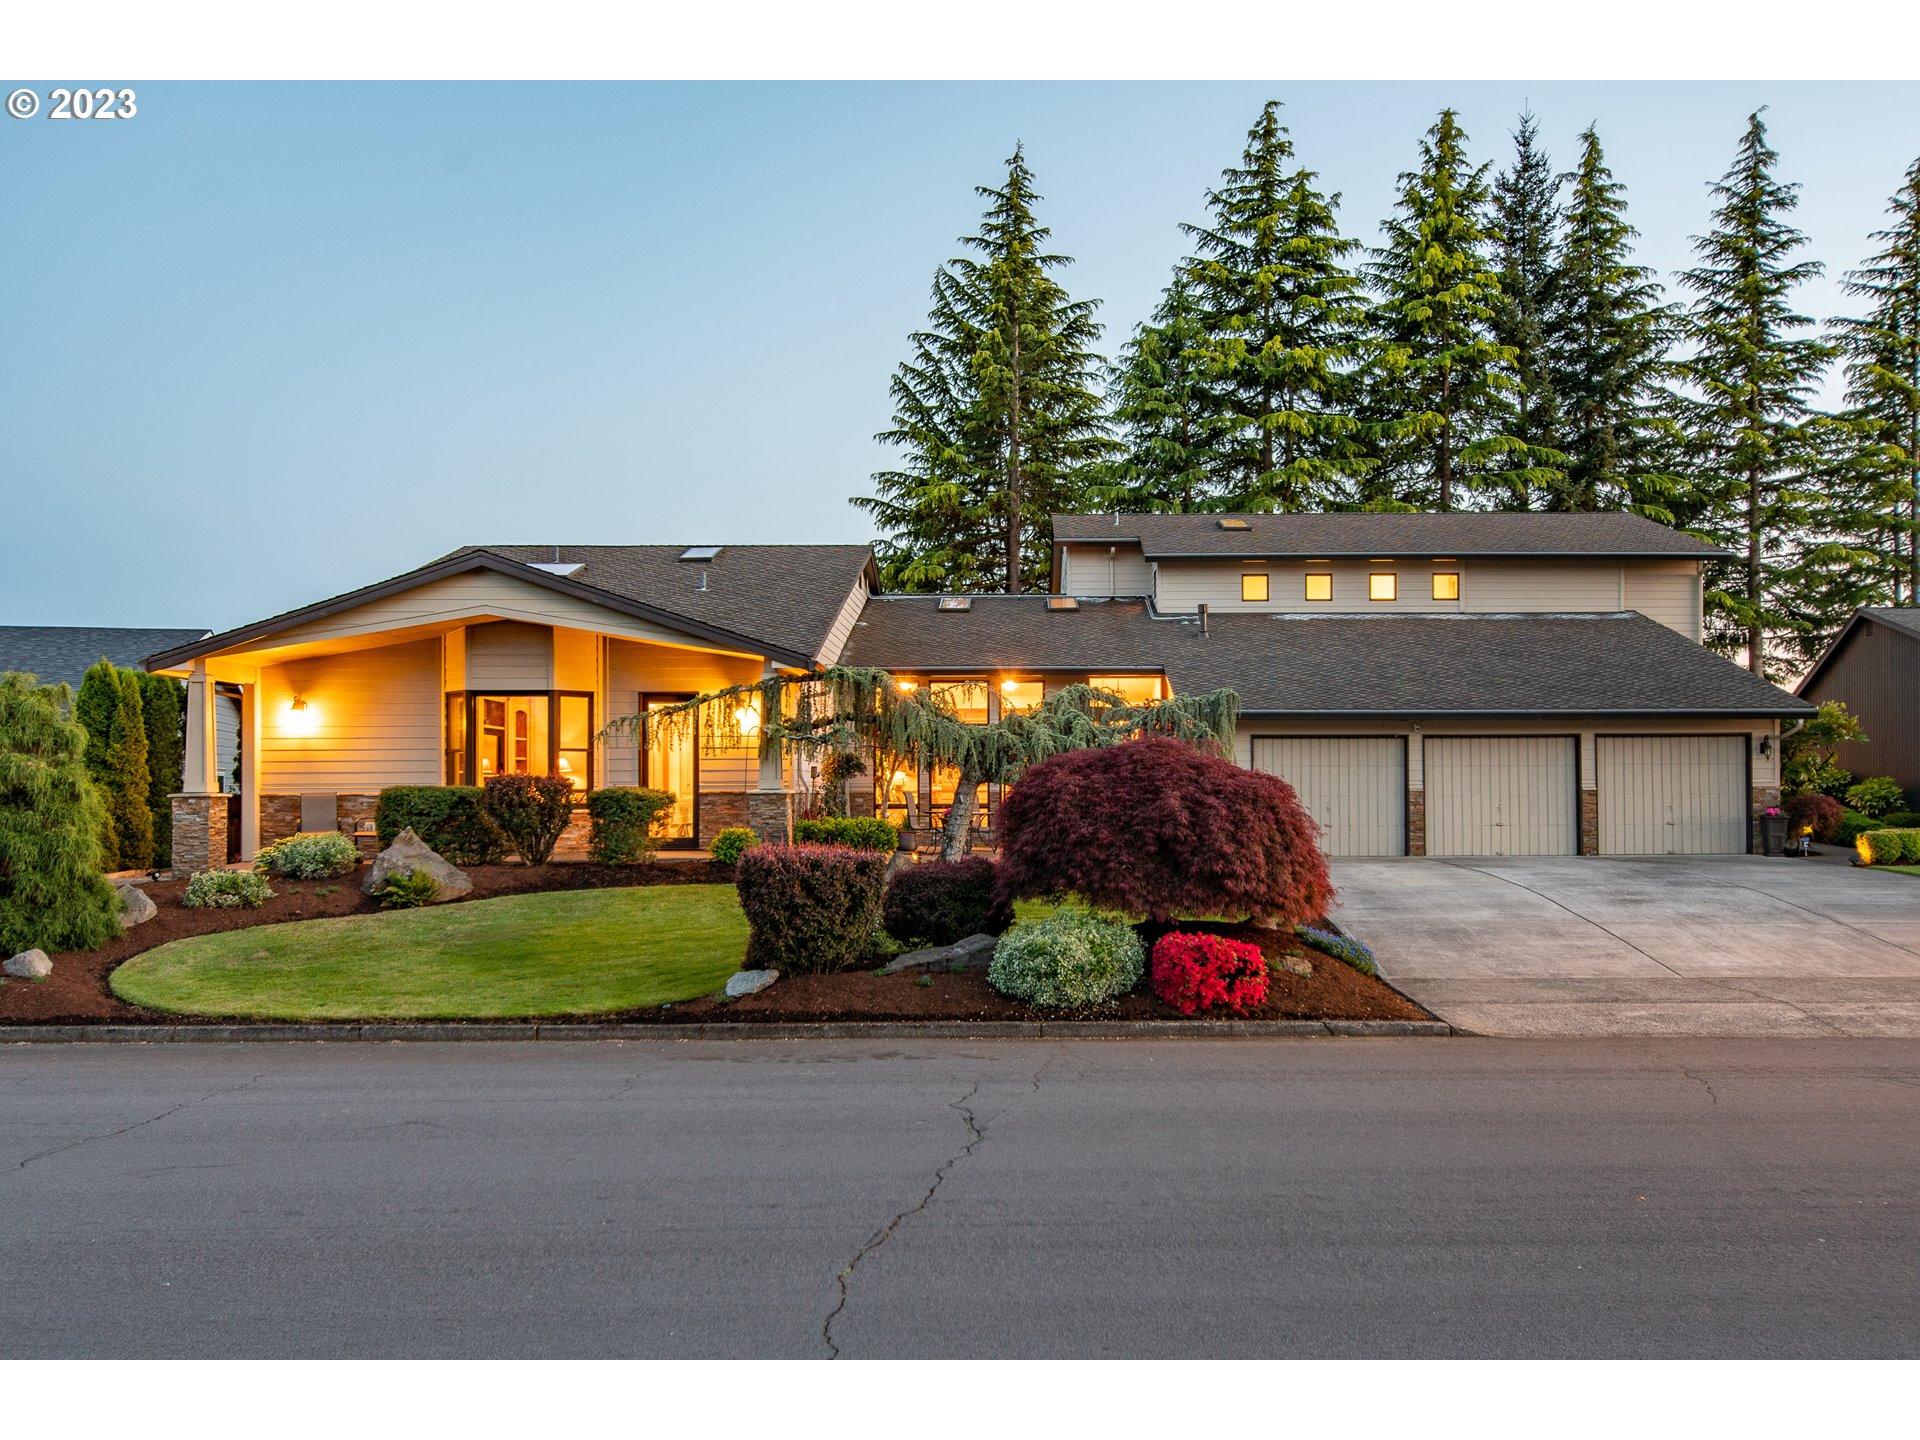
1597,735,1747,854
1425,736,1577,856
1250,736,1406,857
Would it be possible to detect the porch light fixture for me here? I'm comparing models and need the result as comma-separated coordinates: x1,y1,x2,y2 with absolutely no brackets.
1000,679,1021,694
289,695,308,712
896,679,918,692
734,703,761,735
284,695,317,734
1758,735,1773,758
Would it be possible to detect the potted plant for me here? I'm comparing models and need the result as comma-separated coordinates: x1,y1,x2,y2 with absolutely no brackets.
1760,805,1788,857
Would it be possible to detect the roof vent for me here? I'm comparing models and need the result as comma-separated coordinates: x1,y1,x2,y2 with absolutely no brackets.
528,561,584,578
679,546,722,562
1046,596,1079,611
937,597,972,612
1217,518,1251,530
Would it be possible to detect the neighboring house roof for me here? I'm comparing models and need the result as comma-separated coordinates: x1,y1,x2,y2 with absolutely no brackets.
1050,511,1726,559
842,599,1809,717
1797,605,1920,695
0,626,211,689
147,545,877,672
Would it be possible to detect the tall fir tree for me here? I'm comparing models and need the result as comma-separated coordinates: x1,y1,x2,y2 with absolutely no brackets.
73,659,153,870
1675,110,1841,677
1543,125,1680,516
1831,155,1920,605
136,671,185,870
1107,270,1218,511
1361,109,1562,510
857,145,1114,593
1178,100,1370,511
1488,109,1567,507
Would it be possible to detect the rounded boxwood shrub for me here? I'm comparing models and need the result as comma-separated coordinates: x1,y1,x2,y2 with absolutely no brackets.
883,858,1012,946
1846,776,1907,818
1149,931,1270,1015
254,830,358,879
1858,827,1920,865
734,843,888,973
481,774,577,866
375,787,508,865
987,908,1145,1009
791,816,901,852
183,869,273,909
709,826,758,866
586,786,675,863
996,736,1333,927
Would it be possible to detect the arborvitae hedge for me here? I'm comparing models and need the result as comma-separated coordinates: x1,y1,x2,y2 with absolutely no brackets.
75,659,154,869
137,672,184,870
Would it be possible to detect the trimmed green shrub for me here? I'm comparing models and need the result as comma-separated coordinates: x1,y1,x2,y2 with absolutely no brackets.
734,843,889,973
1295,925,1380,976
0,672,122,954
709,826,758,866
1858,828,1920,865
882,858,1012,946
255,831,358,879
76,659,153,870
136,672,184,870
482,774,578,866
1845,776,1907,818
988,907,1145,1009
183,869,273,908
374,787,508,865
1882,810,1920,829
376,869,441,908
1833,807,1888,846
586,786,676,863
791,816,901,852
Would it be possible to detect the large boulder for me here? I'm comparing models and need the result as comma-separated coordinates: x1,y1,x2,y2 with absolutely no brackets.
882,932,997,975
5,949,52,979
725,969,779,998
114,881,158,928
362,827,472,901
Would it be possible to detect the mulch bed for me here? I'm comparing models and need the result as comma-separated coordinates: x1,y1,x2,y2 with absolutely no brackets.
0,861,734,1025
3,870,1430,1029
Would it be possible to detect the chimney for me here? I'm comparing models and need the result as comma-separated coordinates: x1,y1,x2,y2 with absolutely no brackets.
1197,602,1209,636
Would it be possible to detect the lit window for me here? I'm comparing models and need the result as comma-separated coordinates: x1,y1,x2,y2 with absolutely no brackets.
1369,573,1397,602
1304,573,1333,602
930,679,988,724
1241,573,1269,603
998,678,1044,714
1088,675,1165,706
1432,572,1459,601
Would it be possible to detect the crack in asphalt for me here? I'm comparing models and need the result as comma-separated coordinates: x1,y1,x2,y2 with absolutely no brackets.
1680,1067,1720,1105
12,1073,267,1172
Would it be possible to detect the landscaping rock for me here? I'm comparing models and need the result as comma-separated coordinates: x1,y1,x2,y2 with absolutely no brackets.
115,881,158,928
1274,952,1314,979
4,949,52,980
725,968,779,998
361,827,471,901
883,932,998,975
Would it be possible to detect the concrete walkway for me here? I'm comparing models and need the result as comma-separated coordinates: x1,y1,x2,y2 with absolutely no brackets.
1330,855,1920,1038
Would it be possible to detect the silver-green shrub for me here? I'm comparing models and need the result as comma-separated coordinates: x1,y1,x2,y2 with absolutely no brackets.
255,831,358,879
987,907,1144,1008
183,869,274,909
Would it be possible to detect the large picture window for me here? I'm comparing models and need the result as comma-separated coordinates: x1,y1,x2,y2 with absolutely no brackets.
444,691,594,797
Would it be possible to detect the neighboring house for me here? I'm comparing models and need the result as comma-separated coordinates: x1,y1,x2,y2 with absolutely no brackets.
144,514,1811,876
1796,607,1920,808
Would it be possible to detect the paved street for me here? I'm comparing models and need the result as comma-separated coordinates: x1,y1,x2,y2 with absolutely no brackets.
3,1037,1917,1358
1333,855,1920,1037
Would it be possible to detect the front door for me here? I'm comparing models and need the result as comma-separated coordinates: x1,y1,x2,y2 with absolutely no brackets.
642,694,698,847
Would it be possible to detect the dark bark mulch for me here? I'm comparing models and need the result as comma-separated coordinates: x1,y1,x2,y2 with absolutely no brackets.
1,860,733,1025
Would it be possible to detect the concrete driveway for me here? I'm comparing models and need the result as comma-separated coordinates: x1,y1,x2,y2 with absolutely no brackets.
1330,855,1920,1038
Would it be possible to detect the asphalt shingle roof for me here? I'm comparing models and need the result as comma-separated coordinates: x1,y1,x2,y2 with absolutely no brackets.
0,626,210,688
1856,606,1920,642
839,596,1179,671
1050,511,1725,558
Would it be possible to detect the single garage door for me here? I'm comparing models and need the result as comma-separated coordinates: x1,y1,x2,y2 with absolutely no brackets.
1425,736,1578,856
1597,735,1747,854
1250,736,1406,856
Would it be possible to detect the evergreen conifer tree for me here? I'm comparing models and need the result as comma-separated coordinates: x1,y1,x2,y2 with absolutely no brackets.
0,672,122,954
1179,101,1370,511
1107,270,1217,511
1675,111,1841,676
1832,155,1920,604
1488,109,1567,506
137,671,185,870
74,659,154,869
857,145,1114,593
1361,109,1562,510
1544,125,1679,515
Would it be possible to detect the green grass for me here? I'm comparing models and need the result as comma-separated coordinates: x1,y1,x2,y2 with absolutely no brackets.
1869,865,1920,877
111,885,748,1021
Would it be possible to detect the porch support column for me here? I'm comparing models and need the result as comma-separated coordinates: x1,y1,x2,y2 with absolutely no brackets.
239,680,261,861
747,661,792,844
170,661,227,877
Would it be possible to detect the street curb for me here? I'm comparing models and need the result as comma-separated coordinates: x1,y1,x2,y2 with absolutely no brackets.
0,1018,1456,1044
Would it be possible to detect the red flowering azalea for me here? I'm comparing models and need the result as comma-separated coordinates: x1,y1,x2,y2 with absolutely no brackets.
1149,932,1270,1016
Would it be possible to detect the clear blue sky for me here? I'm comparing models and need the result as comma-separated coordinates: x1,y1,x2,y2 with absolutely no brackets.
3,81,1915,630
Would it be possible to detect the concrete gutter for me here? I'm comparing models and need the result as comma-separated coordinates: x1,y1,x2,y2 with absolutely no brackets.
0,1018,1456,1044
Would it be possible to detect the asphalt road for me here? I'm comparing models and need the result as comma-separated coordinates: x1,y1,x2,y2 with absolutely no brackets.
4,1037,1917,1359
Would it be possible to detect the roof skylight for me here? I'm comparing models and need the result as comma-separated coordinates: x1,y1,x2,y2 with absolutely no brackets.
679,546,722,561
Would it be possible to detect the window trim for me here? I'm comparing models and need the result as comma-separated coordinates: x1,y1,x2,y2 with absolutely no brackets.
1432,571,1460,601
1241,572,1270,603
1304,572,1333,603
638,691,700,850
444,689,594,796
1369,572,1398,603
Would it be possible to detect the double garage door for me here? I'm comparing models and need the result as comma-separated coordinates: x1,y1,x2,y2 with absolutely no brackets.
1253,734,1748,857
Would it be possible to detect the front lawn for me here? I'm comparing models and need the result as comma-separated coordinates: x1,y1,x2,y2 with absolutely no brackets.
111,884,747,1021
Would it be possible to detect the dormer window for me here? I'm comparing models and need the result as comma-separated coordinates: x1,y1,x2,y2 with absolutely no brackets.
1369,573,1397,602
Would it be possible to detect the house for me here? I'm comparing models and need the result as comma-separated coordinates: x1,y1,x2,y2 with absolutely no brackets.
1796,606,1920,808
143,513,1812,875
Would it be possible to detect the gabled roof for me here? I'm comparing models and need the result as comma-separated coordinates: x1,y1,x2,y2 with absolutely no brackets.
146,545,876,672
1050,511,1726,559
1797,606,1920,695
841,598,1809,717
0,626,211,689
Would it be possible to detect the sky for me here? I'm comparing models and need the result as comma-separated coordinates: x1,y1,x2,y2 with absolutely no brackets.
3,80,1917,631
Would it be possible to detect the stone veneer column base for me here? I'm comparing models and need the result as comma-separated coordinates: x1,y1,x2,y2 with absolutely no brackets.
699,792,749,850
260,793,380,847
746,791,793,846
169,793,228,878
1405,788,1426,856
1579,789,1600,855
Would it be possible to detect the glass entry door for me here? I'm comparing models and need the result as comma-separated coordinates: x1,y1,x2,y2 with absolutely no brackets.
643,694,697,846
